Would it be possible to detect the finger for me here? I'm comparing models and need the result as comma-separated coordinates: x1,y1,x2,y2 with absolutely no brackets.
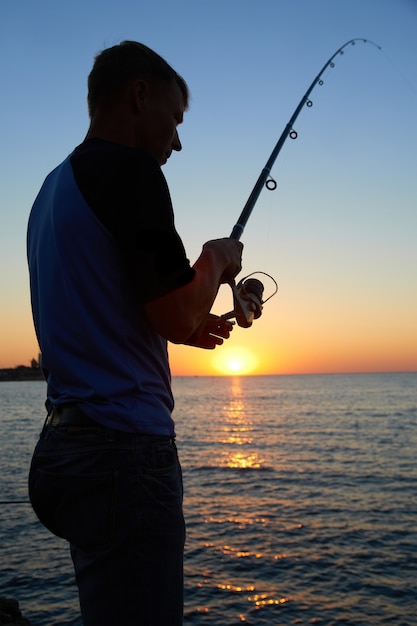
210,325,231,339
200,335,224,349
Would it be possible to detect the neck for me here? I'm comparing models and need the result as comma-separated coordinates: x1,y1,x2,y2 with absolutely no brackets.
85,109,136,147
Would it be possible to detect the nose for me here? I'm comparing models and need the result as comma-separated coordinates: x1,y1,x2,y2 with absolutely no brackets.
172,129,182,152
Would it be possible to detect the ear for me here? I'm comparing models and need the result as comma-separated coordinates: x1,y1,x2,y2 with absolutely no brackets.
132,78,151,113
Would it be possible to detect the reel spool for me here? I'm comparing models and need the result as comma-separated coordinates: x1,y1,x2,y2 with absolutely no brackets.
222,272,278,328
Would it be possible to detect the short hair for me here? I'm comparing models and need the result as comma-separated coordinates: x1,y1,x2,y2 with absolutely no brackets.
87,40,189,118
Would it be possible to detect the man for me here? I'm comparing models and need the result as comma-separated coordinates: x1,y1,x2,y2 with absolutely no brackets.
27,41,243,626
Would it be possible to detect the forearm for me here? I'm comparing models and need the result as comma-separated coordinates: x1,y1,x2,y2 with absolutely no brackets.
144,239,242,343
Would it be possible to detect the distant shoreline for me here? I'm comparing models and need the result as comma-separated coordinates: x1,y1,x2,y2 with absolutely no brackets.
0,368,415,382
0,366,44,382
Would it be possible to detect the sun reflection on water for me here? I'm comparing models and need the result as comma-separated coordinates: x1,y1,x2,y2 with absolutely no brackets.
220,377,265,469
226,451,264,469
192,575,291,621
248,593,290,610
187,377,290,623
195,577,290,620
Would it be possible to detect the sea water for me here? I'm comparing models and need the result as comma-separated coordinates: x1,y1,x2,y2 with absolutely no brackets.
0,373,416,625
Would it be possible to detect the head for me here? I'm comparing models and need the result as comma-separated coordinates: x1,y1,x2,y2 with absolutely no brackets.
87,41,190,164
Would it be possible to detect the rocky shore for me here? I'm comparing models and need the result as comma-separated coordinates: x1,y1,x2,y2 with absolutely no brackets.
0,597,30,625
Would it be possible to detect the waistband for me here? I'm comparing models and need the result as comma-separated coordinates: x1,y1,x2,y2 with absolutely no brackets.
46,405,100,428
44,406,176,442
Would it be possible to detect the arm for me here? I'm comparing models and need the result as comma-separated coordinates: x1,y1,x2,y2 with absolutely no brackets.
144,238,243,344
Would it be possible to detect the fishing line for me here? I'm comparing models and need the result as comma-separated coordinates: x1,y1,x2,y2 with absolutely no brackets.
379,47,417,96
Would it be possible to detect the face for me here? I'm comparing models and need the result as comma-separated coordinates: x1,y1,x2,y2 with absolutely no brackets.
136,79,185,166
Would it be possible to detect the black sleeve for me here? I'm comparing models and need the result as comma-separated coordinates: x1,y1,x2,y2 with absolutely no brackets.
71,140,195,303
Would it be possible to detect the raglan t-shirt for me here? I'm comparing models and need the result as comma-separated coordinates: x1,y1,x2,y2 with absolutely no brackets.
27,139,194,434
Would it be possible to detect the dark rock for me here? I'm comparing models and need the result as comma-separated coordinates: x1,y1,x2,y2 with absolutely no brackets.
0,597,30,625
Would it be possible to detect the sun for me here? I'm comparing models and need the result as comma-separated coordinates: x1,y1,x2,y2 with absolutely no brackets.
212,346,259,376
228,358,243,373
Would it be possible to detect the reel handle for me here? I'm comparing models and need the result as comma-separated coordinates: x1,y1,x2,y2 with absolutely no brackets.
223,278,264,328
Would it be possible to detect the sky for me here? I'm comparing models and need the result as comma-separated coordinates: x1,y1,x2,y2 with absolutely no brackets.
1,0,416,376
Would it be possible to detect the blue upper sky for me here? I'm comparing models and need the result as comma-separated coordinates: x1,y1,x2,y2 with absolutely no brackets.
1,0,416,370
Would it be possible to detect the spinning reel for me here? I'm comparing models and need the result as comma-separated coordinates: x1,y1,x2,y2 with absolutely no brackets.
221,272,278,328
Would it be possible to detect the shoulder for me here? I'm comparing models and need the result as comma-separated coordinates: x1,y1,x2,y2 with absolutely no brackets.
71,138,162,181
70,139,172,231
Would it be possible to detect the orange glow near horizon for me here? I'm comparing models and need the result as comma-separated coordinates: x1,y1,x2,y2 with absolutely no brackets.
212,345,259,376
1,262,416,376
1,313,416,376
2,332,416,376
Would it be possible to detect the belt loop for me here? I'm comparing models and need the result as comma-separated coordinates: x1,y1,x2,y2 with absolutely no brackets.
40,411,51,437
105,428,116,442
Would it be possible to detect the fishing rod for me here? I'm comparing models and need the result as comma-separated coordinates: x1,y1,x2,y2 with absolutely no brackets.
225,38,381,327
230,38,381,241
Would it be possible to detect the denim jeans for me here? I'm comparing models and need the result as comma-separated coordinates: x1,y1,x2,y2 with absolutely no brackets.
29,423,185,626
